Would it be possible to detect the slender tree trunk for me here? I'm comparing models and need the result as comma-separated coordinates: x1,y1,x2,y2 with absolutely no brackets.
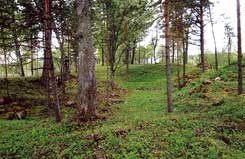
175,12,181,90
185,31,189,64
76,0,96,121
125,47,130,79
165,0,173,112
131,42,136,64
53,22,66,94
182,16,188,86
101,45,105,66
44,0,62,122
172,39,175,63
1,28,10,97
30,34,34,76
138,43,141,64
209,5,218,70
200,0,205,72
228,36,231,65
13,30,25,77
237,0,243,95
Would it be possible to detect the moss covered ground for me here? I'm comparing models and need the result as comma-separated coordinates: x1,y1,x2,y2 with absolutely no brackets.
0,64,244,158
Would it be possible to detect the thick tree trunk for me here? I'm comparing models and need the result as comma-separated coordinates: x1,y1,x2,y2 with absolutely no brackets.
165,0,173,112
237,0,243,95
76,0,96,121
44,0,62,122
200,0,205,72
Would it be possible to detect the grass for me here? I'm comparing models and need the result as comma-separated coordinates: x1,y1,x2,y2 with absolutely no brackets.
0,64,244,158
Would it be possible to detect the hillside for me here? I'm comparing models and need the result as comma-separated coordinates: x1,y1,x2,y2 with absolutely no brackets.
0,64,244,158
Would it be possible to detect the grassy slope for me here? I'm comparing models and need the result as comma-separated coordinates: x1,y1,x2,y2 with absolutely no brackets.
0,64,244,159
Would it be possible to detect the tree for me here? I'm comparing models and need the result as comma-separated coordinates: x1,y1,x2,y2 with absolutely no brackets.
76,0,96,121
208,4,218,70
44,0,62,122
224,23,234,65
96,0,154,87
151,27,158,64
188,0,210,72
237,0,242,95
164,0,173,112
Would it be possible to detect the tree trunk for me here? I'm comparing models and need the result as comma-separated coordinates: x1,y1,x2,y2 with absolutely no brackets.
237,0,243,95
1,28,10,98
228,36,231,65
209,5,218,70
125,47,130,79
13,30,25,77
175,12,181,90
53,21,66,94
185,31,189,64
200,0,205,72
42,28,49,83
172,39,175,63
76,0,96,121
101,45,105,66
131,42,136,64
30,34,34,76
165,0,173,112
138,43,141,64
44,0,62,122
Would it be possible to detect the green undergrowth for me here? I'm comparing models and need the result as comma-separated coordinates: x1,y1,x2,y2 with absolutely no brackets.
0,64,244,158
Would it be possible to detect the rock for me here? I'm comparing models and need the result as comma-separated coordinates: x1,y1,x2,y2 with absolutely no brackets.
215,77,221,81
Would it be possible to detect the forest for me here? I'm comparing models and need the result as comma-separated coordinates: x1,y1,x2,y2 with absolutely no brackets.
0,0,244,158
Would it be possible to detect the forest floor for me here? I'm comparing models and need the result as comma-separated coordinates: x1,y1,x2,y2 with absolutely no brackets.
0,64,244,158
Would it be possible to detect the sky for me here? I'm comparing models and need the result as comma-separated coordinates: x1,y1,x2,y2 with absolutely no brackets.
143,0,245,55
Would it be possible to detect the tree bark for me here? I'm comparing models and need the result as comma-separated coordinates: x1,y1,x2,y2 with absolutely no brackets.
131,41,137,64
209,5,218,70
237,0,243,95
13,30,25,77
30,37,34,76
76,0,96,121
165,0,173,112
172,39,175,63
175,11,181,90
228,36,231,65
53,21,66,94
44,0,62,122
200,0,205,72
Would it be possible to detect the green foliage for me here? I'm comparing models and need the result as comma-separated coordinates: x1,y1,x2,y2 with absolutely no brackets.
0,64,244,158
